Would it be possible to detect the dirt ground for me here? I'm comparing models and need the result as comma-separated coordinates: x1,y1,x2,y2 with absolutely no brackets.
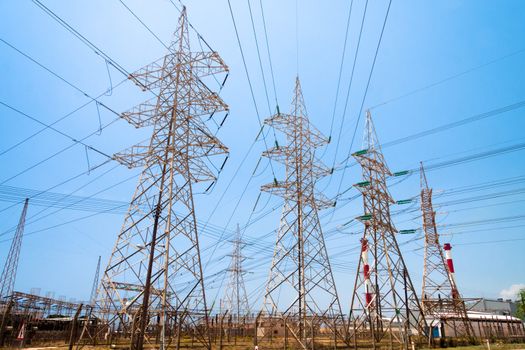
9,341,525,350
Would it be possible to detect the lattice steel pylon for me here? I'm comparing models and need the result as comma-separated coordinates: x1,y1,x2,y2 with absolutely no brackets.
89,256,101,306
349,111,427,349
260,77,345,349
223,224,250,322
420,162,474,341
0,198,29,301
86,7,229,350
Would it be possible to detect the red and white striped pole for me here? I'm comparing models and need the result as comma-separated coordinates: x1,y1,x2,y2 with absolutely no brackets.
361,238,373,307
443,243,459,298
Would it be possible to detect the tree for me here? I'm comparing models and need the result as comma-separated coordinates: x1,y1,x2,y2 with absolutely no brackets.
515,288,525,320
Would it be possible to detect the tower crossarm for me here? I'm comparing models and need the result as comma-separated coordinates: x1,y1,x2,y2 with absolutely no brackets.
122,86,228,129
186,51,229,78
130,51,228,92
261,145,292,165
263,147,330,176
353,152,392,176
264,113,328,148
121,96,171,128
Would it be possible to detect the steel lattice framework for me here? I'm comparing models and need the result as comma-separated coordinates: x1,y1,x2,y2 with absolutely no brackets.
87,8,229,350
89,256,101,306
420,162,474,340
260,77,345,349
223,224,250,322
0,198,28,301
349,111,427,349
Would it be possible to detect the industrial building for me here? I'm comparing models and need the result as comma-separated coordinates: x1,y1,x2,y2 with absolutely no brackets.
427,311,525,340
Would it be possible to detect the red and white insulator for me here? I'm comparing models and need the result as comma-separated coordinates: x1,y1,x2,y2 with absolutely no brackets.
443,243,459,298
361,238,373,307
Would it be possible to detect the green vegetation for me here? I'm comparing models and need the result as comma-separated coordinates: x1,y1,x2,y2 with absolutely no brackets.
515,288,525,320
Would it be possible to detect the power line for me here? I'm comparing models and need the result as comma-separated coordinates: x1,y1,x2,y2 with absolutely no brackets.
0,101,113,159
0,176,131,215
370,46,525,110
0,159,111,215
440,223,525,238
436,187,525,208
201,131,285,274
117,0,169,50
0,114,119,185
223,5,386,235
326,152,525,237
1,181,518,291
226,0,276,177
32,0,131,78
247,0,273,115
0,38,127,157
438,215,525,227
0,172,140,241
381,99,525,150
337,98,525,167
332,0,392,214
0,165,130,236
326,0,354,141
0,37,120,117
438,174,525,197
406,141,525,173
0,6,142,198
258,0,279,107
330,0,368,170
453,238,525,246
229,137,521,258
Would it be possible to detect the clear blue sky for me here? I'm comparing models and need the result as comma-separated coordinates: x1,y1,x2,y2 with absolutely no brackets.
0,0,524,310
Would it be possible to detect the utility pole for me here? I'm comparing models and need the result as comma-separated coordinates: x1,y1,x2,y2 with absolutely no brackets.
420,161,474,341
260,77,345,349
0,198,29,300
349,111,427,349
79,7,229,350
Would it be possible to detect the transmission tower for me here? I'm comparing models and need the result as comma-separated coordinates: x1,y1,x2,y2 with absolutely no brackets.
0,198,29,301
260,77,345,349
89,256,101,306
223,224,250,322
88,8,229,350
349,111,427,349
420,162,474,341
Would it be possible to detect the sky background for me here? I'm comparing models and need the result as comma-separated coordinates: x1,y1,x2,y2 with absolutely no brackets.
0,0,524,311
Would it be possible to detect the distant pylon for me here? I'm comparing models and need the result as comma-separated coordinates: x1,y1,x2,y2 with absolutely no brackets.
349,111,427,349
260,77,345,349
89,256,101,306
0,198,29,300
86,7,229,350
223,224,250,322
420,162,474,340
